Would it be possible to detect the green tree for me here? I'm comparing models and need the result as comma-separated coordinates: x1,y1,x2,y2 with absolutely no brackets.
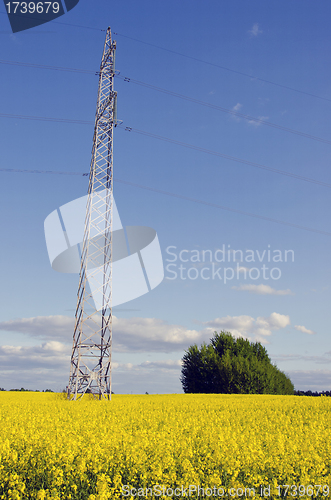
181,331,294,395
181,343,219,393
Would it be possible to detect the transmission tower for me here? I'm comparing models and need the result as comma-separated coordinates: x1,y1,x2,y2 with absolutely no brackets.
67,27,117,400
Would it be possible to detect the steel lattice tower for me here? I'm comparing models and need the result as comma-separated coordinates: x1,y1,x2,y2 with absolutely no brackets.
67,28,117,400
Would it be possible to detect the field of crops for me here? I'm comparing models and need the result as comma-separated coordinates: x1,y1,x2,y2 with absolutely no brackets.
0,392,330,499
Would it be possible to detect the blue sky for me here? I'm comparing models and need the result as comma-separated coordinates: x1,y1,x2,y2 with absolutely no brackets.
0,0,330,393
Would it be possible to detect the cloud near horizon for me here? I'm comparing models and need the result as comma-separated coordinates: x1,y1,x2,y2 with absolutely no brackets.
0,311,314,351
0,349,329,393
203,312,290,342
286,370,331,392
232,284,294,296
0,341,70,374
0,316,74,340
272,352,330,364
0,314,322,392
0,341,183,393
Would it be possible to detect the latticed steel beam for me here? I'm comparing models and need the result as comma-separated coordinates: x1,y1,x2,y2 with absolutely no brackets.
67,28,116,400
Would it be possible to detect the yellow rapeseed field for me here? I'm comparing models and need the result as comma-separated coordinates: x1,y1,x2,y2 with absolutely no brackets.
0,392,330,499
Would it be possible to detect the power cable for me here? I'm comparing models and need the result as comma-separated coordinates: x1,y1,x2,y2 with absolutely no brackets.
0,167,88,176
0,59,96,74
113,32,331,104
1,59,329,145
0,166,330,236
0,112,93,125
117,75,331,146
115,178,331,237
1,112,330,188
117,125,331,189
0,12,329,104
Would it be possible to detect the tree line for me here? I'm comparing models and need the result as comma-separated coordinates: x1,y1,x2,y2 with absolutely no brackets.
294,390,331,397
0,388,53,392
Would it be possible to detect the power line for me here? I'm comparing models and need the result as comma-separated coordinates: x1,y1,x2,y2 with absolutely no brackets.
0,112,93,125
113,31,331,104
115,178,331,237
0,167,88,176
1,112,330,188
1,59,329,146
0,12,328,104
118,125,331,189
117,75,331,146
0,59,96,75
1,111,330,188
1,166,330,236
44,20,104,31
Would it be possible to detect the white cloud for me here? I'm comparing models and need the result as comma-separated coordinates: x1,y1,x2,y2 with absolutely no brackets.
272,353,330,364
139,359,182,370
247,116,269,127
0,312,295,355
203,312,290,343
294,325,316,335
286,370,331,392
310,286,328,293
113,359,182,372
111,360,183,394
248,23,263,37
112,316,202,352
0,315,203,353
0,342,69,368
229,104,268,128
232,284,294,295
232,103,242,112
0,343,183,393
2,350,330,393
237,266,250,273
265,312,291,329
0,341,71,391
0,314,322,393
0,316,74,342
231,102,243,122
